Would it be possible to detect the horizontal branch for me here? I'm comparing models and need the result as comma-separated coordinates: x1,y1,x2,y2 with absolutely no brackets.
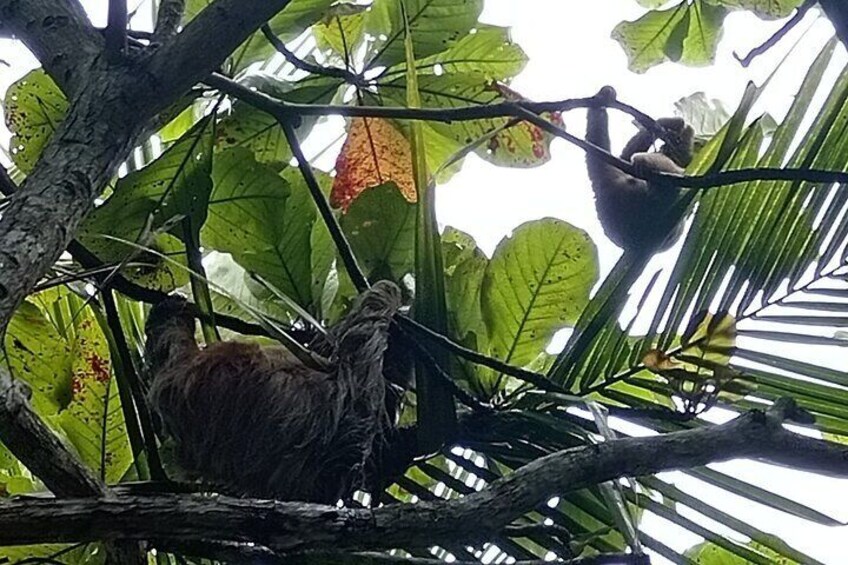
205,73,848,191
0,399,843,554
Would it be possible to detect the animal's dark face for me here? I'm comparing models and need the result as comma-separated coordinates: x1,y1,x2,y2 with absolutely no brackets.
657,118,694,168
145,295,194,335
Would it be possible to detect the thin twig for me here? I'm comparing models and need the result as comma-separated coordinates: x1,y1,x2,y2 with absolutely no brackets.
101,290,166,481
400,327,493,413
261,25,364,85
276,116,371,291
734,0,816,67
395,317,566,394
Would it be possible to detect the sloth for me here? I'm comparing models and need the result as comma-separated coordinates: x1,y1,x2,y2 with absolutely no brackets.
585,86,694,251
143,281,413,503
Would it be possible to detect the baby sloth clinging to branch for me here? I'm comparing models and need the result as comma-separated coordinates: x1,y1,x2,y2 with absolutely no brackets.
585,86,694,251
144,281,413,503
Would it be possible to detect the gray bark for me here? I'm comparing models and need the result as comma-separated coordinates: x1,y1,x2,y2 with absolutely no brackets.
0,400,844,553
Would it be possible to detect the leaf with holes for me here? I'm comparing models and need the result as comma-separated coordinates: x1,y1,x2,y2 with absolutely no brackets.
4,69,68,174
481,218,598,394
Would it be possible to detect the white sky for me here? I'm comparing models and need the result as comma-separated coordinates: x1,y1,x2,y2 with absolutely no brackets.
1,1,847,563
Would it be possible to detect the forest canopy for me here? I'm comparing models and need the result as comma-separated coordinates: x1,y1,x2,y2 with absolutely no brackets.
0,1,847,564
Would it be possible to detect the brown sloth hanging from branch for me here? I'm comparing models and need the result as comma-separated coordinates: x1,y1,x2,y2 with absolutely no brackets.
144,280,414,503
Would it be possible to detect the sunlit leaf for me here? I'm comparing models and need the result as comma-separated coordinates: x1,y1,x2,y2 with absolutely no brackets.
331,117,417,210
4,69,68,174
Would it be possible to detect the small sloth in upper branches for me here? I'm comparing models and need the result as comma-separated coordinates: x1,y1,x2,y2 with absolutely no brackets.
585,86,694,251
144,281,414,503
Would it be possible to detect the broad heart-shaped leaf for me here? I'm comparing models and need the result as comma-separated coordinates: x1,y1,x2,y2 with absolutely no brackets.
4,69,68,174
217,74,343,170
57,312,132,484
704,0,805,19
482,218,598,376
3,302,73,415
78,124,213,292
364,0,484,70
202,149,323,312
340,183,416,282
331,117,417,210
183,0,334,72
612,1,727,73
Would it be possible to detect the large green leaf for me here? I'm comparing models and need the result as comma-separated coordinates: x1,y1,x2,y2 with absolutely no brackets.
381,24,527,80
4,69,68,174
216,74,343,169
3,302,73,415
78,123,214,291
364,0,484,69
57,310,132,484
612,1,728,73
202,149,321,311
482,218,598,384
340,183,416,282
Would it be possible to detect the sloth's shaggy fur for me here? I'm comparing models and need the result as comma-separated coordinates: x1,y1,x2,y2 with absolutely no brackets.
144,281,409,503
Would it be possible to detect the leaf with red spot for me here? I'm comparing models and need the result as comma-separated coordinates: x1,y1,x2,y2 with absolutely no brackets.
331,117,417,211
57,312,132,483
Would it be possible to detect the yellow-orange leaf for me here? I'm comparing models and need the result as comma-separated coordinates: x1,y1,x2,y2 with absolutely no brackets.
331,117,417,211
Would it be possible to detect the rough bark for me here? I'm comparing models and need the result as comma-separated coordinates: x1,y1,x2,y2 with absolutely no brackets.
0,0,292,337
0,370,105,497
0,401,844,553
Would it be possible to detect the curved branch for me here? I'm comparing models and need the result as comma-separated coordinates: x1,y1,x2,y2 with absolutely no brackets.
0,400,843,554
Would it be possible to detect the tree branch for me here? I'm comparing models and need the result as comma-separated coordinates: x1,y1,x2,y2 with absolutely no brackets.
0,0,102,96
205,73,848,191
153,0,185,41
105,0,127,58
146,0,294,104
0,400,843,553
261,24,365,85
0,369,105,497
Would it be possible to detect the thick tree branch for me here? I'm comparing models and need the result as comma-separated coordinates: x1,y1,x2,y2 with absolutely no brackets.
0,400,844,553
0,369,105,497
0,0,102,96
146,0,294,106
0,0,303,336
153,0,185,41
